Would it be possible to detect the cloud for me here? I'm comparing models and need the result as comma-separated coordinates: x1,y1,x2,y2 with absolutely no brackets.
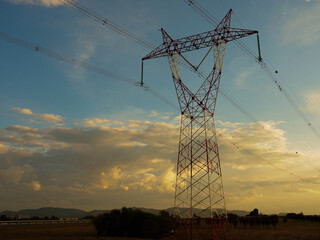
0,119,179,194
0,125,67,150
11,107,64,124
234,70,254,86
216,121,300,170
99,164,175,193
30,181,41,191
149,110,174,120
7,0,62,7
6,125,40,134
0,144,34,167
81,118,110,128
304,90,320,115
1,114,319,212
0,163,36,187
282,3,320,46
0,165,25,185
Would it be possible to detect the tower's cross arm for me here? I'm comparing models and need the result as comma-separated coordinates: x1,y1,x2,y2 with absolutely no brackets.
142,9,258,61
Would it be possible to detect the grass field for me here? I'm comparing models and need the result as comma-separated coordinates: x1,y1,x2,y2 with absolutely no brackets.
1,220,320,240
230,220,320,240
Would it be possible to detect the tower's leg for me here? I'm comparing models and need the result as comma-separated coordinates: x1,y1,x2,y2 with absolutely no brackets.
170,43,230,240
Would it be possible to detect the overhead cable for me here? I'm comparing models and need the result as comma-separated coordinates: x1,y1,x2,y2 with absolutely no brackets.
184,0,320,140
60,0,265,129
183,0,320,177
217,131,319,184
60,0,156,50
110,0,161,31
0,31,178,110
179,59,264,129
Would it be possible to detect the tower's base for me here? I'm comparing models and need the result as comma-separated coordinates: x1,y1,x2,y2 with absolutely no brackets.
174,217,230,240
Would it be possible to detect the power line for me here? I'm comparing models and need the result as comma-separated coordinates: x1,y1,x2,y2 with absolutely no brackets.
259,60,320,139
218,130,319,184
2,31,315,184
179,60,264,129
60,0,156,49
1,1,263,122
183,0,320,180
184,0,257,60
184,0,320,141
2,0,317,186
184,0,219,25
110,0,161,32
58,0,320,185
59,0,320,155
60,0,266,130
0,31,178,110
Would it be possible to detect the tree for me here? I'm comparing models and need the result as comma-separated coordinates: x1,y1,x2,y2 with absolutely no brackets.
93,208,173,238
227,213,239,227
249,208,259,216
0,215,11,221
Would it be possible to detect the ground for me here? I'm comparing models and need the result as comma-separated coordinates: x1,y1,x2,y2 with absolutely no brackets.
0,220,320,240
230,220,320,240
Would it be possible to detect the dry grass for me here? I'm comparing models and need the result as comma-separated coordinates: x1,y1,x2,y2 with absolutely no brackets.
0,223,98,240
0,223,171,240
0,220,320,240
230,220,320,240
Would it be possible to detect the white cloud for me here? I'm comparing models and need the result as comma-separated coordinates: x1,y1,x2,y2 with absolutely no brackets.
304,90,320,115
82,118,110,128
98,163,176,193
11,107,64,124
282,3,320,46
7,0,62,7
234,70,254,86
1,115,319,212
218,121,297,170
6,125,40,134
149,110,174,120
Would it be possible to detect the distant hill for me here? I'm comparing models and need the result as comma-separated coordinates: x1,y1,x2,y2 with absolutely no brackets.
164,207,250,217
0,207,250,218
228,210,250,217
87,209,111,216
0,207,88,218
277,212,288,217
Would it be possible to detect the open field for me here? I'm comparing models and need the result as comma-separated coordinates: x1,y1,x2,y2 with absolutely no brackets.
0,220,320,240
230,220,320,240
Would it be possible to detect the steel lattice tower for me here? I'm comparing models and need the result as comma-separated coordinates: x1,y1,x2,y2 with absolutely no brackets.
142,10,258,240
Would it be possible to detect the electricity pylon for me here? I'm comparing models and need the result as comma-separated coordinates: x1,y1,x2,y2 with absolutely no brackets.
142,10,258,240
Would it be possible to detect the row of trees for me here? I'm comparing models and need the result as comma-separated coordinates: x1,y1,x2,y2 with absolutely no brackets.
93,208,282,238
228,213,279,228
286,213,320,222
93,208,173,239
0,215,60,221
0,215,95,221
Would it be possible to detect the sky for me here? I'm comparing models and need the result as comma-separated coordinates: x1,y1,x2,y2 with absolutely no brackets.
0,0,320,215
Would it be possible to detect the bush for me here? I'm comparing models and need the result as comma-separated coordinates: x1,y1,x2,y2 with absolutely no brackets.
93,207,173,238
286,213,320,222
227,213,239,227
0,215,12,221
239,215,279,228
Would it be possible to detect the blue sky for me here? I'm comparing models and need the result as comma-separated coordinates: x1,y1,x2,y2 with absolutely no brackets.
1,0,320,214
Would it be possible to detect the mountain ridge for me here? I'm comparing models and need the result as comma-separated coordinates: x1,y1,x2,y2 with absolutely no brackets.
0,207,251,218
